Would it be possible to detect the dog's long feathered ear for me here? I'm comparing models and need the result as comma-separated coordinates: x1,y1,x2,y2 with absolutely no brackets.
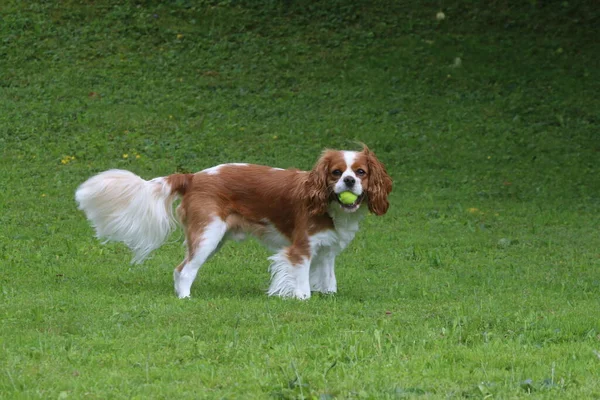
305,151,331,216
364,145,392,215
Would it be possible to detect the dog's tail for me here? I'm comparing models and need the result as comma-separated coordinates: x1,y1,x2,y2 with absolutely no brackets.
75,169,192,263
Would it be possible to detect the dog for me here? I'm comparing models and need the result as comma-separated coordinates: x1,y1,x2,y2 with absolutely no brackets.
75,145,392,299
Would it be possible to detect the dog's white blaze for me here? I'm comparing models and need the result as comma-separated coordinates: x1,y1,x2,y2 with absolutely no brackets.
335,151,362,196
342,151,357,171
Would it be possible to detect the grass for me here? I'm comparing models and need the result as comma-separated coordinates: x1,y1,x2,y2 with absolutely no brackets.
1,0,599,398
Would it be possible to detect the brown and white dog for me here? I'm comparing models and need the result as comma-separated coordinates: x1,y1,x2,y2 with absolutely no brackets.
75,146,392,299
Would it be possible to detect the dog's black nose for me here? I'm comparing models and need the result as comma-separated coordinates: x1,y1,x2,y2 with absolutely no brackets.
343,176,355,187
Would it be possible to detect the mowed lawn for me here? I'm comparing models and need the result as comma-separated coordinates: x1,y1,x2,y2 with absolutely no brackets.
1,1,599,398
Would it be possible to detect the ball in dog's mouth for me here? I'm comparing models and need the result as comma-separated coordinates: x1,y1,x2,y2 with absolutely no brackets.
336,192,364,212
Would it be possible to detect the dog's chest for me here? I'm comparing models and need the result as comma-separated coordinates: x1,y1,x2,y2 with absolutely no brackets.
332,217,361,250
323,204,367,251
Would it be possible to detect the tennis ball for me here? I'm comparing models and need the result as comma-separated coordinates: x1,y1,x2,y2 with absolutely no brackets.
339,191,358,205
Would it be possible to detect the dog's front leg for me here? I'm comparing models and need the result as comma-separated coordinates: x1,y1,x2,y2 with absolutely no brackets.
309,247,337,294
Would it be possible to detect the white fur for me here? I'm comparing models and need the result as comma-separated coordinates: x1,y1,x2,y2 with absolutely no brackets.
203,165,222,175
327,202,367,249
309,229,340,251
75,170,177,263
174,217,228,298
309,230,340,293
306,207,366,294
267,252,311,299
342,151,357,170
225,220,290,251
335,151,363,196
310,248,337,293
266,219,360,299
258,220,291,251
203,163,248,175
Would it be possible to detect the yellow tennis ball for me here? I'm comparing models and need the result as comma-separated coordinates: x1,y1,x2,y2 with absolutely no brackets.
339,191,358,205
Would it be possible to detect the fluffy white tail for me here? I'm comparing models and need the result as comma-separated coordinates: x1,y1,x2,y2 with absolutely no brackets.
75,169,179,263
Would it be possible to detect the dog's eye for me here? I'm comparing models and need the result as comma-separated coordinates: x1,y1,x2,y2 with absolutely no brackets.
356,169,366,176
332,169,342,177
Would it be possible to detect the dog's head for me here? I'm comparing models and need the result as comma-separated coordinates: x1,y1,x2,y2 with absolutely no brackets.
306,145,392,216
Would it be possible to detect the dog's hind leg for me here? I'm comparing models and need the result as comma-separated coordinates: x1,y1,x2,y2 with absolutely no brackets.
174,216,228,298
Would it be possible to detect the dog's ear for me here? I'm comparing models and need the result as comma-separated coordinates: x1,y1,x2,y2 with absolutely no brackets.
363,146,392,215
305,151,332,216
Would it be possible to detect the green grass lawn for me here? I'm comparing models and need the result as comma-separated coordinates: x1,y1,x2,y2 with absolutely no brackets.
1,0,599,398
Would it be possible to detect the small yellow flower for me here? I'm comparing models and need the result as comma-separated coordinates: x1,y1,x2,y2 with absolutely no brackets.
135,154,141,159
123,154,128,159
177,34,184,40
467,208,479,214
272,135,278,139
61,155,75,165
41,194,46,197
